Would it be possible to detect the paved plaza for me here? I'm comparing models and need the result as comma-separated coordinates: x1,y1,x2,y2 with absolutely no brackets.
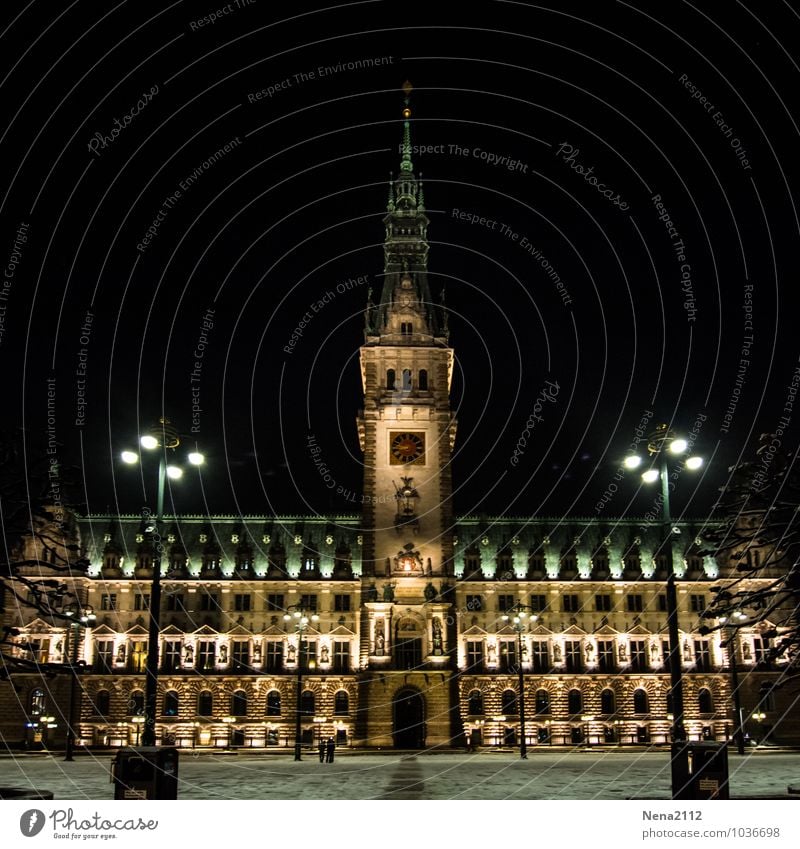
1,749,798,800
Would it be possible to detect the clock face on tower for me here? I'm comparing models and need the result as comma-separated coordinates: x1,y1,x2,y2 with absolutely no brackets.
389,431,426,465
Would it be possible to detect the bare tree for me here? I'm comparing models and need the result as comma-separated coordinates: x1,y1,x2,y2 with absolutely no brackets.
700,433,800,686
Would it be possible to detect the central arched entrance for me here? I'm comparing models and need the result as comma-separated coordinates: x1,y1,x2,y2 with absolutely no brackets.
393,688,425,749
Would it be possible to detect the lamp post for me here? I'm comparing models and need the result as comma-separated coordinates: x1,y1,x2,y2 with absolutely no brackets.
283,605,320,761
132,714,145,746
222,716,236,750
501,604,538,760
121,418,204,748
63,602,96,761
751,710,766,745
623,424,704,747
718,617,746,755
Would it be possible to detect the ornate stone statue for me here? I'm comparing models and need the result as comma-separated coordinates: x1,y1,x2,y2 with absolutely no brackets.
183,644,193,664
220,644,228,663
382,583,395,602
287,643,296,663
117,644,126,663
366,583,379,602
320,645,329,664
375,619,385,656
424,582,437,601
553,643,562,662
253,641,261,662
432,617,443,654
618,643,627,661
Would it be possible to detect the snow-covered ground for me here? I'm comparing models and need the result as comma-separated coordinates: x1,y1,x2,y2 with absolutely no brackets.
1,749,799,800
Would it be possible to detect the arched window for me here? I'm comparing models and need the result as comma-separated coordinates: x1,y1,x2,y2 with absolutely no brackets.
266,691,281,717
567,689,583,715
401,322,412,336
129,690,145,715
197,691,213,717
231,690,248,717
600,688,616,715
334,691,349,716
418,369,428,390
163,691,179,717
94,690,110,716
698,688,714,714
402,369,412,391
501,689,518,714
467,689,484,715
30,688,46,715
386,369,396,390
535,690,550,715
633,689,649,714
300,690,315,716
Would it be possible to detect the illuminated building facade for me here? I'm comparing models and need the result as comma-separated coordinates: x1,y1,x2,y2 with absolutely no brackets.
1,91,795,752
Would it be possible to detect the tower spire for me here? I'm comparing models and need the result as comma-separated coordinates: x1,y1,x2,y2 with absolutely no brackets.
400,80,414,173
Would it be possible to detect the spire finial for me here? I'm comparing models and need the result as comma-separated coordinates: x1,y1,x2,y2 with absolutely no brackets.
400,80,413,172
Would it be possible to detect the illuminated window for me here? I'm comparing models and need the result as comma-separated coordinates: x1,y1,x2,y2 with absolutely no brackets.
30,688,46,715
467,690,484,715
162,691,179,717
231,690,248,716
129,641,147,673
633,689,649,714
334,691,350,716
266,691,281,716
197,691,213,716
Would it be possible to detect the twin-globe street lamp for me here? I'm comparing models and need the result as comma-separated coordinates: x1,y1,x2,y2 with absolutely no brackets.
283,606,320,761
120,418,204,748
622,424,703,754
500,604,538,760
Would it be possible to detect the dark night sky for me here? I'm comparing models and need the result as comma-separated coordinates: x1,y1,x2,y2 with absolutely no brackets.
1,0,799,525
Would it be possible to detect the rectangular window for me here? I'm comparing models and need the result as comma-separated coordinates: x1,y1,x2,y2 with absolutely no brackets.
265,641,283,672
29,639,50,664
465,595,483,612
531,640,550,672
562,594,579,612
627,595,643,612
197,640,216,670
95,639,114,672
499,640,517,671
690,595,706,613
129,641,147,673
694,639,711,671
299,639,317,669
594,594,612,612
630,639,647,671
266,594,284,612
753,637,771,666
598,640,615,672
299,594,318,612
234,594,252,612
395,638,422,670
199,593,219,612
101,593,117,611
232,641,250,672
134,594,150,611
162,641,181,671
334,594,351,612
466,640,484,671
166,593,185,612
565,640,582,672
530,594,548,612
658,594,668,612
333,640,350,672
497,594,515,612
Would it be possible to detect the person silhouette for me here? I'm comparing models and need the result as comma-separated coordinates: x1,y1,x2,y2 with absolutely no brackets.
325,737,335,763
318,739,325,763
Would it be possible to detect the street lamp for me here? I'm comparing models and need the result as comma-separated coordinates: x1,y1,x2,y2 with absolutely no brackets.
222,716,236,750
283,605,320,761
751,710,766,744
131,714,145,746
63,602,96,761
625,424,704,747
716,616,746,755
120,417,204,748
501,604,538,760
